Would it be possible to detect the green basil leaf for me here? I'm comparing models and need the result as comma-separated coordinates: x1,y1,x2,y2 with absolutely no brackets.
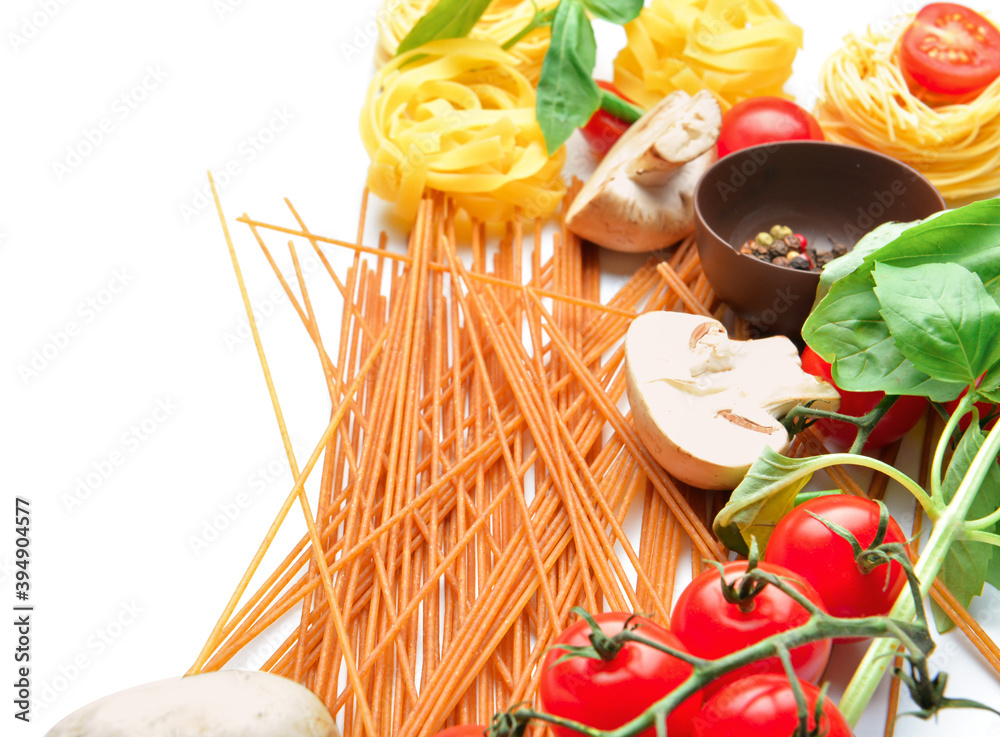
981,388,1000,405
536,0,599,155
579,0,643,24
814,220,920,306
396,0,494,55
873,262,1000,387
802,275,964,401
803,199,1000,400
987,548,1000,592
979,361,1000,398
855,199,1000,296
931,422,1000,632
712,447,821,552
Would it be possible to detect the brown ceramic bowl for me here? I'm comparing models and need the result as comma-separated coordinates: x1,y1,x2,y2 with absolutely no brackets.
694,141,946,339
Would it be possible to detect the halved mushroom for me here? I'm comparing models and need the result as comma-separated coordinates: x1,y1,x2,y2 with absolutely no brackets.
625,311,840,490
566,90,722,253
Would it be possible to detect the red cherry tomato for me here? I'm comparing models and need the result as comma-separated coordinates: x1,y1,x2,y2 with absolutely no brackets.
538,612,702,737
580,81,633,158
899,3,1000,102
764,496,909,630
692,675,853,737
716,97,824,158
800,346,927,451
671,561,831,697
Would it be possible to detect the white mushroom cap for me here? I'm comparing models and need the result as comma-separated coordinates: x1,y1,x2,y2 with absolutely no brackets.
566,90,722,253
625,311,840,490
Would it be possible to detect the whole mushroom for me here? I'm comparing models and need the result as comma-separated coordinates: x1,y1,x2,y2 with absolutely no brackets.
44,669,340,737
566,89,722,253
625,311,840,490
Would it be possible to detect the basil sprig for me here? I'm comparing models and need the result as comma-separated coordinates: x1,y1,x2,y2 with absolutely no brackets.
395,0,494,55
394,0,644,154
802,199,1000,402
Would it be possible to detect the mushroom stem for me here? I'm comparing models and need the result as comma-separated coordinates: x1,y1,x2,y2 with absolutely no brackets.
626,104,721,187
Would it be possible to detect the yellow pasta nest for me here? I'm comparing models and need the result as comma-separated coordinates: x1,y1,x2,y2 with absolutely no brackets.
360,38,566,224
375,0,557,83
613,0,803,112
815,19,1000,204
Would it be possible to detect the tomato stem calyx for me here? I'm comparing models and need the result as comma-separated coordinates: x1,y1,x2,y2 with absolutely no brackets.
549,607,635,663
500,559,998,737
713,537,768,612
807,500,906,582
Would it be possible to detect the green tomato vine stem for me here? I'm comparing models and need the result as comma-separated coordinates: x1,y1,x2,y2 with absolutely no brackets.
838,413,1000,726
503,568,931,737
782,451,938,520
931,392,975,501
597,87,644,124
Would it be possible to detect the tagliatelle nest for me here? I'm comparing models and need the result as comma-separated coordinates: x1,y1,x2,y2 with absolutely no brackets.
360,38,566,224
614,0,803,112
375,0,558,83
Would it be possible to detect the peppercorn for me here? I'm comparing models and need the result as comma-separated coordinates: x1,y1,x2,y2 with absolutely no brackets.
755,232,774,247
788,254,811,270
814,251,835,268
783,234,802,250
770,224,793,240
769,239,789,258
771,256,789,268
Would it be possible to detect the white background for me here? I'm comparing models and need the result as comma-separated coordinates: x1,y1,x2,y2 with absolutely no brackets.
3,1,1000,735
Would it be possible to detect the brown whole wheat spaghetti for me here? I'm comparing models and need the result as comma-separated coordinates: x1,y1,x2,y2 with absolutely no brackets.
193,178,1000,737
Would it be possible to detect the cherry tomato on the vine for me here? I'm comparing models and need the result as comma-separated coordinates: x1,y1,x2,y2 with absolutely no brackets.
691,675,853,737
671,561,831,697
538,612,702,737
764,495,909,631
899,3,1000,103
580,81,633,158
800,346,927,452
716,97,824,158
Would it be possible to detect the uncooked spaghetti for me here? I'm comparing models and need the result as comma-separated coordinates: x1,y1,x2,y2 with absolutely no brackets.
193,180,1000,737
815,17,1000,203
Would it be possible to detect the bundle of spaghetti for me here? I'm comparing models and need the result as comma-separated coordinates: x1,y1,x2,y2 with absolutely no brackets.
194,178,1000,737
190,185,732,737
613,0,803,111
375,0,557,83
361,38,566,225
814,19,1000,203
